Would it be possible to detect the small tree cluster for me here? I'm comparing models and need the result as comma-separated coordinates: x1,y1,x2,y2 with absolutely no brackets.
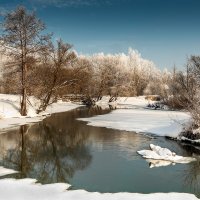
80,49,162,101
0,6,86,114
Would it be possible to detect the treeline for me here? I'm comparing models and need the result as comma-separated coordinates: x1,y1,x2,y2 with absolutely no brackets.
0,6,162,115
0,6,200,136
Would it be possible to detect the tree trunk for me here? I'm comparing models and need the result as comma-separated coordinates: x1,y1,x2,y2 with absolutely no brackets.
38,68,59,113
41,90,53,112
21,62,27,116
20,125,29,178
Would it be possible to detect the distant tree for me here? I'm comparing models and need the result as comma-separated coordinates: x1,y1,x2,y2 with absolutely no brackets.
1,6,50,115
166,61,196,110
68,57,93,96
187,56,200,127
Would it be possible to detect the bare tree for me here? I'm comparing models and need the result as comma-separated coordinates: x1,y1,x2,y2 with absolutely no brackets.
1,6,50,115
68,57,93,96
187,56,200,128
166,60,196,110
38,39,77,112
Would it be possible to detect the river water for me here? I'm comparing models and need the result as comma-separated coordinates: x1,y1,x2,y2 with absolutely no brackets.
0,106,199,196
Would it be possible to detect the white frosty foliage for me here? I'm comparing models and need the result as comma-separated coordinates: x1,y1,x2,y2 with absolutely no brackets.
82,48,158,76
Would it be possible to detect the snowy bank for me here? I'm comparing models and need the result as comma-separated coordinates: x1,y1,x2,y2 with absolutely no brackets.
0,166,17,177
180,136,200,145
0,165,198,199
79,109,190,138
80,96,191,138
0,94,81,131
0,178,198,200
95,96,160,109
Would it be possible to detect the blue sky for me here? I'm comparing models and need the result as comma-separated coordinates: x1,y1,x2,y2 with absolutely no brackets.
0,0,200,69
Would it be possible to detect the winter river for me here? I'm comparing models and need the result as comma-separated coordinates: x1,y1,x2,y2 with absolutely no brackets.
0,106,199,197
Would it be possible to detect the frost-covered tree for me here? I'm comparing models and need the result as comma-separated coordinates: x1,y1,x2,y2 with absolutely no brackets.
83,48,159,98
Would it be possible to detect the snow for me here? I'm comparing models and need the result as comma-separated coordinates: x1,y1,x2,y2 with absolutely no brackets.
0,159,198,198
79,108,190,138
95,96,157,108
0,163,198,200
137,144,196,164
84,96,194,139
0,178,198,200
45,101,81,114
0,166,17,176
0,94,81,131
78,96,191,138
0,116,46,131
180,136,200,144
149,144,176,156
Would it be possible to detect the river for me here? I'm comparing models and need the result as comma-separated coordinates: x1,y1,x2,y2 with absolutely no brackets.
0,106,199,197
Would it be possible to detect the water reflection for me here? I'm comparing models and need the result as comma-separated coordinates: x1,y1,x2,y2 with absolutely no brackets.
0,106,199,197
0,120,92,183
182,158,200,196
0,106,114,183
147,159,173,168
179,144,200,196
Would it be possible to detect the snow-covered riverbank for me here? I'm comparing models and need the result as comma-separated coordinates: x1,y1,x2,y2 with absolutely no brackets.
0,95,198,200
0,94,191,138
2,165,199,200
0,177,198,200
80,109,190,138
79,96,191,138
0,94,81,131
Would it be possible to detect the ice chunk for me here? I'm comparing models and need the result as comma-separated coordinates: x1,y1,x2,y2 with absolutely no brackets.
150,144,176,157
137,144,196,165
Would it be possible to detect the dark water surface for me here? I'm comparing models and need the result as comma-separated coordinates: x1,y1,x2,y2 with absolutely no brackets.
0,106,200,197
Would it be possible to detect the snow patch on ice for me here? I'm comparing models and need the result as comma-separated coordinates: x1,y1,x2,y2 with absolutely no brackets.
137,144,196,164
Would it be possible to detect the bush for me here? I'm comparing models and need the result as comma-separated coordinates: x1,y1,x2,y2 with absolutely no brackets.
181,124,200,140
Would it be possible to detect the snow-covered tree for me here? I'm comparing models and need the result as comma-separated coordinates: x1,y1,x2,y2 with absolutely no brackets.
82,48,160,98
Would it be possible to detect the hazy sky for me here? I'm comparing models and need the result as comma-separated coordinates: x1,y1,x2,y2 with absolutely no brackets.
0,0,200,69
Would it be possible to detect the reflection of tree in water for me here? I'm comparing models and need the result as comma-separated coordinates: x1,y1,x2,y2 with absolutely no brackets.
0,111,92,184
0,125,31,177
181,144,200,197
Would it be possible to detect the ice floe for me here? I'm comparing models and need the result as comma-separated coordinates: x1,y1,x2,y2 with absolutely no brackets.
137,144,196,164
